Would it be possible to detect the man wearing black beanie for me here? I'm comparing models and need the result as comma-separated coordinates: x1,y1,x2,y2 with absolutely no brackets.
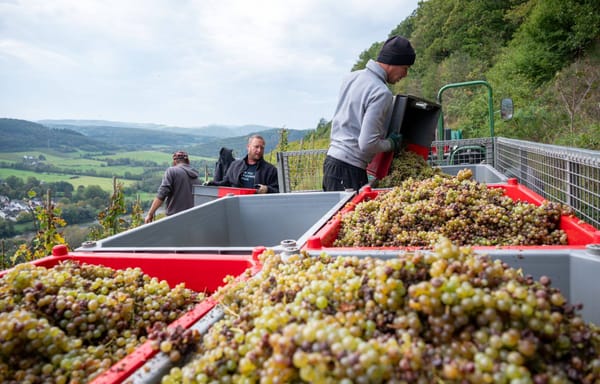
322,35,415,192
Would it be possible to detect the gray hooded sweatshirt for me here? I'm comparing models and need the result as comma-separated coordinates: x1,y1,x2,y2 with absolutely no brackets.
327,59,394,169
156,163,201,215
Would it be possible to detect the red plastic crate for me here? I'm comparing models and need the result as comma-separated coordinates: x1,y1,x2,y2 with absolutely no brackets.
366,94,440,179
217,186,257,198
367,143,429,180
305,181,600,251
486,178,546,205
194,185,256,206
0,245,263,384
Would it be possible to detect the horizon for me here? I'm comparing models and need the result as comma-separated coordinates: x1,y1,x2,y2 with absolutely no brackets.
1,0,419,131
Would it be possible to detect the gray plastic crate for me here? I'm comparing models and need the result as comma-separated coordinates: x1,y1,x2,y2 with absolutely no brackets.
437,164,509,184
77,192,354,253
193,185,220,205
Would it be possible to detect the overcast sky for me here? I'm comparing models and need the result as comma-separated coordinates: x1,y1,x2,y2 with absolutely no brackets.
1,0,419,131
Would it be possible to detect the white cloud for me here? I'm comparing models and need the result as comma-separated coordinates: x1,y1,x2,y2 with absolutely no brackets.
0,39,77,69
0,0,420,130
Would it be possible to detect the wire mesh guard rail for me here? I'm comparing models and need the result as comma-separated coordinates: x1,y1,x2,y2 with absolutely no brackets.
275,138,497,192
276,138,599,229
276,149,327,193
428,137,494,166
276,138,496,193
495,138,600,229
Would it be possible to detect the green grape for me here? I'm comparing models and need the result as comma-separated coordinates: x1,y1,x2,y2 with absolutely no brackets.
335,172,571,247
161,239,600,383
0,260,204,383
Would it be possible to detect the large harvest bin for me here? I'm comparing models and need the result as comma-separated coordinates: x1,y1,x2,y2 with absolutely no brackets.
489,246,600,325
367,94,441,179
193,185,256,206
0,246,262,384
306,182,600,251
437,164,509,184
108,245,600,383
77,191,354,253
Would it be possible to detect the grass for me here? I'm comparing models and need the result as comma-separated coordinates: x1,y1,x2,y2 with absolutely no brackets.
0,149,190,193
0,150,97,165
0,168,137,191
0,148,216,202
0,142,330,197
96,150,214,162
0,149,215,178
135,192,156,202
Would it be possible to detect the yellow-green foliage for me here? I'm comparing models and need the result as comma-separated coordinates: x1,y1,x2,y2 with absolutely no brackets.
12,190,68,265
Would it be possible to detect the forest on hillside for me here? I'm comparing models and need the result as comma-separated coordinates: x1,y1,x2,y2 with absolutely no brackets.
302,0,599,150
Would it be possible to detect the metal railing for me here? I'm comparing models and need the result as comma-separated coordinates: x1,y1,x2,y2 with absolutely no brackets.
429,137,495,166
276,138,600,228
276,138,496,192
495,138,600,228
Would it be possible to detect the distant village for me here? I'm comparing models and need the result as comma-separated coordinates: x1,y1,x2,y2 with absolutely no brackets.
0,157,45,222
0,195,42,222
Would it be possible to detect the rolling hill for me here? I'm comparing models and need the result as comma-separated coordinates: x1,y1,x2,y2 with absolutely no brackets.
40,123,214,149
0,118,312,158
38,119,286,139
186,128,310,159
0,118,114,152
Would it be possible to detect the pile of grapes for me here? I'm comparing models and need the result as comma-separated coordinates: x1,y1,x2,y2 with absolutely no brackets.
375,150,443,188
0,261,204,383
336,169,571,247
162,240,600,383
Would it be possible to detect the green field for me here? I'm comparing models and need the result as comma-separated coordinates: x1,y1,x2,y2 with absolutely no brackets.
0,149,218,200
0,168,137,191
0,168,157,205
0,150,98,166
0,150,214,176
96,150,172,163
96,150,214,163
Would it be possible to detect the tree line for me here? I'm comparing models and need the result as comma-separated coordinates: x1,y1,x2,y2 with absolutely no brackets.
353,0,599,149
0,175,114,238
2,178,143,268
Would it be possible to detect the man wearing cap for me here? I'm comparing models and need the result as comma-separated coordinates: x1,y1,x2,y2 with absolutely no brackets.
144,151,201,223
322,35,415,192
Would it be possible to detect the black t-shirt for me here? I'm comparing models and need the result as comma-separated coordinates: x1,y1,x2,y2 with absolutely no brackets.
240,164,257,188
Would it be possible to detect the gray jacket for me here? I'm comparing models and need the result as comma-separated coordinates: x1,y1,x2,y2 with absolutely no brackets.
327,59,394,169
156,163,201,215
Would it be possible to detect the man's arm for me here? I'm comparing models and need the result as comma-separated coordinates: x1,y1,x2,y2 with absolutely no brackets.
257,164,279,193
144,197,164,223
357,90,394,154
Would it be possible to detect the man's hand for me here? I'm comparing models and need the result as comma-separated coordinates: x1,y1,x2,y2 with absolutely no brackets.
144,213,154,224
256,184,268,194
388,133,403,152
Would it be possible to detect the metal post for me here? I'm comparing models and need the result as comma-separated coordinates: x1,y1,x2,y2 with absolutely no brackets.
436,80,495,140
436,81,495,167
276,152,288,193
